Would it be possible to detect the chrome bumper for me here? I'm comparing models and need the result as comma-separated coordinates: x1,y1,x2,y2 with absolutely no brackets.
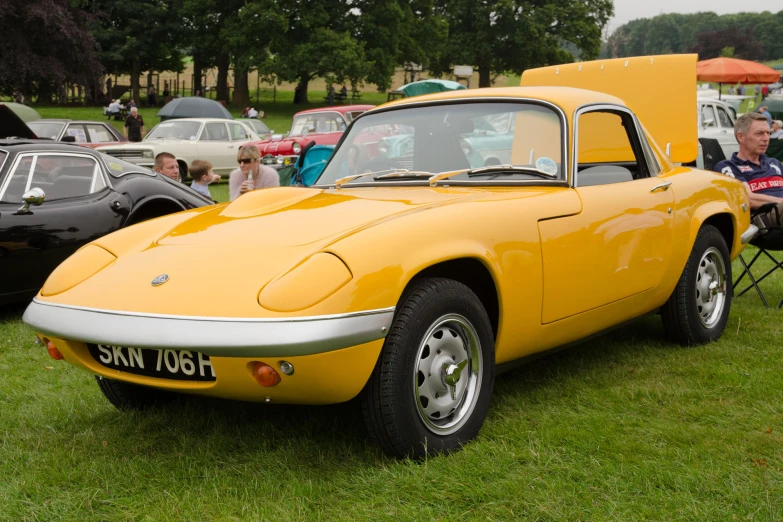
741,224,759,245
23,299,394,357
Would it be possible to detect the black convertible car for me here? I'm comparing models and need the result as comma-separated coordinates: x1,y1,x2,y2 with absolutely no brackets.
0,104,212,304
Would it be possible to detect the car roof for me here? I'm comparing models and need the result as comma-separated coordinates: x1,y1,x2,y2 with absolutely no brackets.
32,119,117,125
0,140,98,152
294,105,375,116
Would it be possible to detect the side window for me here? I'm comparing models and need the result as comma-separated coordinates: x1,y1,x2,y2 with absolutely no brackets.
716,106,733,129
228,123,248,141
203,123,228,141
65,124,88,143
701,105,717,127
576,110,648,187
86,124,116,143
0,155,102,202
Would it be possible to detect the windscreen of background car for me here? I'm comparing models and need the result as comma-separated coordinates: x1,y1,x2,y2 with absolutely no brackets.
146,121,202,141
317,102,563,185
27,122,66,140
290,113,347,136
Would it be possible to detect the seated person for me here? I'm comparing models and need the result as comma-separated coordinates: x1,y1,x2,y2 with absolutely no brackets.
247,107,259,118
228,145,279,201
771,120,783,140
714,112,783,225
106,99,121,117
189,159,220,200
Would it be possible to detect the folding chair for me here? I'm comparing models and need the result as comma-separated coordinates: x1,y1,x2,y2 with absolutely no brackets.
699,137,727,172
733,203,783,308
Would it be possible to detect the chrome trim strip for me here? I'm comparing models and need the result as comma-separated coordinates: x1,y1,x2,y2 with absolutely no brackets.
23,299,395,357
571,103,654,188
741,224,758,245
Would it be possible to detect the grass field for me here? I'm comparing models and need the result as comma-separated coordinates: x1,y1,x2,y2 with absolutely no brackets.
1,251,782,520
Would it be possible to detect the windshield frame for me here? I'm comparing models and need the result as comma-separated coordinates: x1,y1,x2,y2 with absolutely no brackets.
312,97,569,189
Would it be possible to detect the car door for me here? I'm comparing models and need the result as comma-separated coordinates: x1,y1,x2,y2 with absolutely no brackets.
0,152,125,299
537,106,675,323
85,123,121,145
197,122,235,175
64,123,89,144
699,103,723,143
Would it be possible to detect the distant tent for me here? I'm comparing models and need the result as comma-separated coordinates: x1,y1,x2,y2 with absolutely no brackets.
157,97,233,121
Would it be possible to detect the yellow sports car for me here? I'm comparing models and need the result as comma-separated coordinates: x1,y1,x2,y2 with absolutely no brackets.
24,55,754,458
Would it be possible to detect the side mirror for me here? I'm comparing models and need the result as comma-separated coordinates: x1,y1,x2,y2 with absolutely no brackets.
61,135,77,143
18,187,46,214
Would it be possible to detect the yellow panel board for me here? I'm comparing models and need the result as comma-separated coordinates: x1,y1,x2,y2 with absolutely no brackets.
522,55,698,163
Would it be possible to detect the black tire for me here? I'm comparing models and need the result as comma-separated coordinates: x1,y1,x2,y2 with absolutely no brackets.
661,224,732,345
361,278,495,458
95,376,173,410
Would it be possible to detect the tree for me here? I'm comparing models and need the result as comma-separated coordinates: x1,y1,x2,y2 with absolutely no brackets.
0,0,103,101
82,0,185,103
433,0,613,88
689,27,762,60
269,0,367,103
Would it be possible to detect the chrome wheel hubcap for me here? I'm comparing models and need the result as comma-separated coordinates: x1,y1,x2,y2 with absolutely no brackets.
414,314,482,435
695,246,727,328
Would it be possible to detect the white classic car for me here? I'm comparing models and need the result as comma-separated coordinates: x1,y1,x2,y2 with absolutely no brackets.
95,118,260,180
696,98,740,168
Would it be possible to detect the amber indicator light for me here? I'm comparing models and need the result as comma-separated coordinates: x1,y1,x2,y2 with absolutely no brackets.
252,362,281,387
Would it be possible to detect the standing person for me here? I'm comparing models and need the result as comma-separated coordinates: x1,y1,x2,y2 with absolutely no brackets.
759,106,773,126
228,145,279,201
762,84,769,100
189,159,220,199
154,152,180,181
163,82,170,98
714,113,783,224
124,107,145,142
754,84,761,100
147,85,156,106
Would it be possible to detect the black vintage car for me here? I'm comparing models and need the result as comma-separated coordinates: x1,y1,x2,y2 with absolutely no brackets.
0,105,212,304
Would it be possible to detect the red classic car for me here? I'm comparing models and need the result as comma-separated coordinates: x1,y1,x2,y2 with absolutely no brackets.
250,105,374,169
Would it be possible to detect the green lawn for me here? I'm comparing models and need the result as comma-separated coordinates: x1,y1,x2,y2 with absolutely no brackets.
1,250,782,520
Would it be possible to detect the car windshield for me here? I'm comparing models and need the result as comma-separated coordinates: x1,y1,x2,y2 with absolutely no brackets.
316,102,564,186
244,119,270,135
28,122,65,140
146,121,202,141
290,112,346,136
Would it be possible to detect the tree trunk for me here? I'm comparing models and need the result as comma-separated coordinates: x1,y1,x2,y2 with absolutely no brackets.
232,65,249,107
295,76,309,104
131,58,141,104
216,53,230,102
478,64,491,88
193,53,203,96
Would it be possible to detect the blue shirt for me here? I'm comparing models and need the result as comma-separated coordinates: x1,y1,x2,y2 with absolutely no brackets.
715,153,783,198
191,182,211,198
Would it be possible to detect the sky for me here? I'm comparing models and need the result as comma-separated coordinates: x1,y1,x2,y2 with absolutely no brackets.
608,0,773,33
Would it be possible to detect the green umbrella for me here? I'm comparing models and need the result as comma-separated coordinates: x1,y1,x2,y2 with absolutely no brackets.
395,79,467,98
4,102,41,123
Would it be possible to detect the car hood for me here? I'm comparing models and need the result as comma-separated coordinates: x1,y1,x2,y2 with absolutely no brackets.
0,104,37,139
43,187,481,316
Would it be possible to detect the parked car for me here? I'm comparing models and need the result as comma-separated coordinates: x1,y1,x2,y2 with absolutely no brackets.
697,98,739,168
238,118,274,139
24,55,753,458
0,108,212,305
27,119,127,148
249,105,374,169
96,118,261,180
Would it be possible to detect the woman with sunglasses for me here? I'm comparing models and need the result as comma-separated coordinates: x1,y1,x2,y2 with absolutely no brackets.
228,145,280,201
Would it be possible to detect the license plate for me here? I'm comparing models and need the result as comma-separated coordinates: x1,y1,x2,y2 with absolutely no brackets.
87,344,216,382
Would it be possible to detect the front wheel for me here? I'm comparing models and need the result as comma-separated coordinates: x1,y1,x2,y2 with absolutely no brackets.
95,376,174,410
661,224,732,345
362,278,495,458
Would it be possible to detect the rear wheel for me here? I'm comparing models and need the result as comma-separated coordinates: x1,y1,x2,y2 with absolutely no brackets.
362,278,495,458
95,376,173,410
661,224,732,345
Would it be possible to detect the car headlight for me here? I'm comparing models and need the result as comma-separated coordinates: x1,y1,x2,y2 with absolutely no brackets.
258,253,352,312
292,142,302,154
142,150,154,159
41,245,117,296
276,155,284,165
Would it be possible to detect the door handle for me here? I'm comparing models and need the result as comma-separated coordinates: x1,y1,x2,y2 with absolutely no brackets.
650,181,672,193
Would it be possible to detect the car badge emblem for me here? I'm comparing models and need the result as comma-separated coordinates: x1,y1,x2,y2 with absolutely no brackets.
151,274,170,287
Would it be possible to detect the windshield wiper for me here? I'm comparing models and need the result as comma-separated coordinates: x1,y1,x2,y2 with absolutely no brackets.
334,169,433,188
374,170,434,180
466,164,558,178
